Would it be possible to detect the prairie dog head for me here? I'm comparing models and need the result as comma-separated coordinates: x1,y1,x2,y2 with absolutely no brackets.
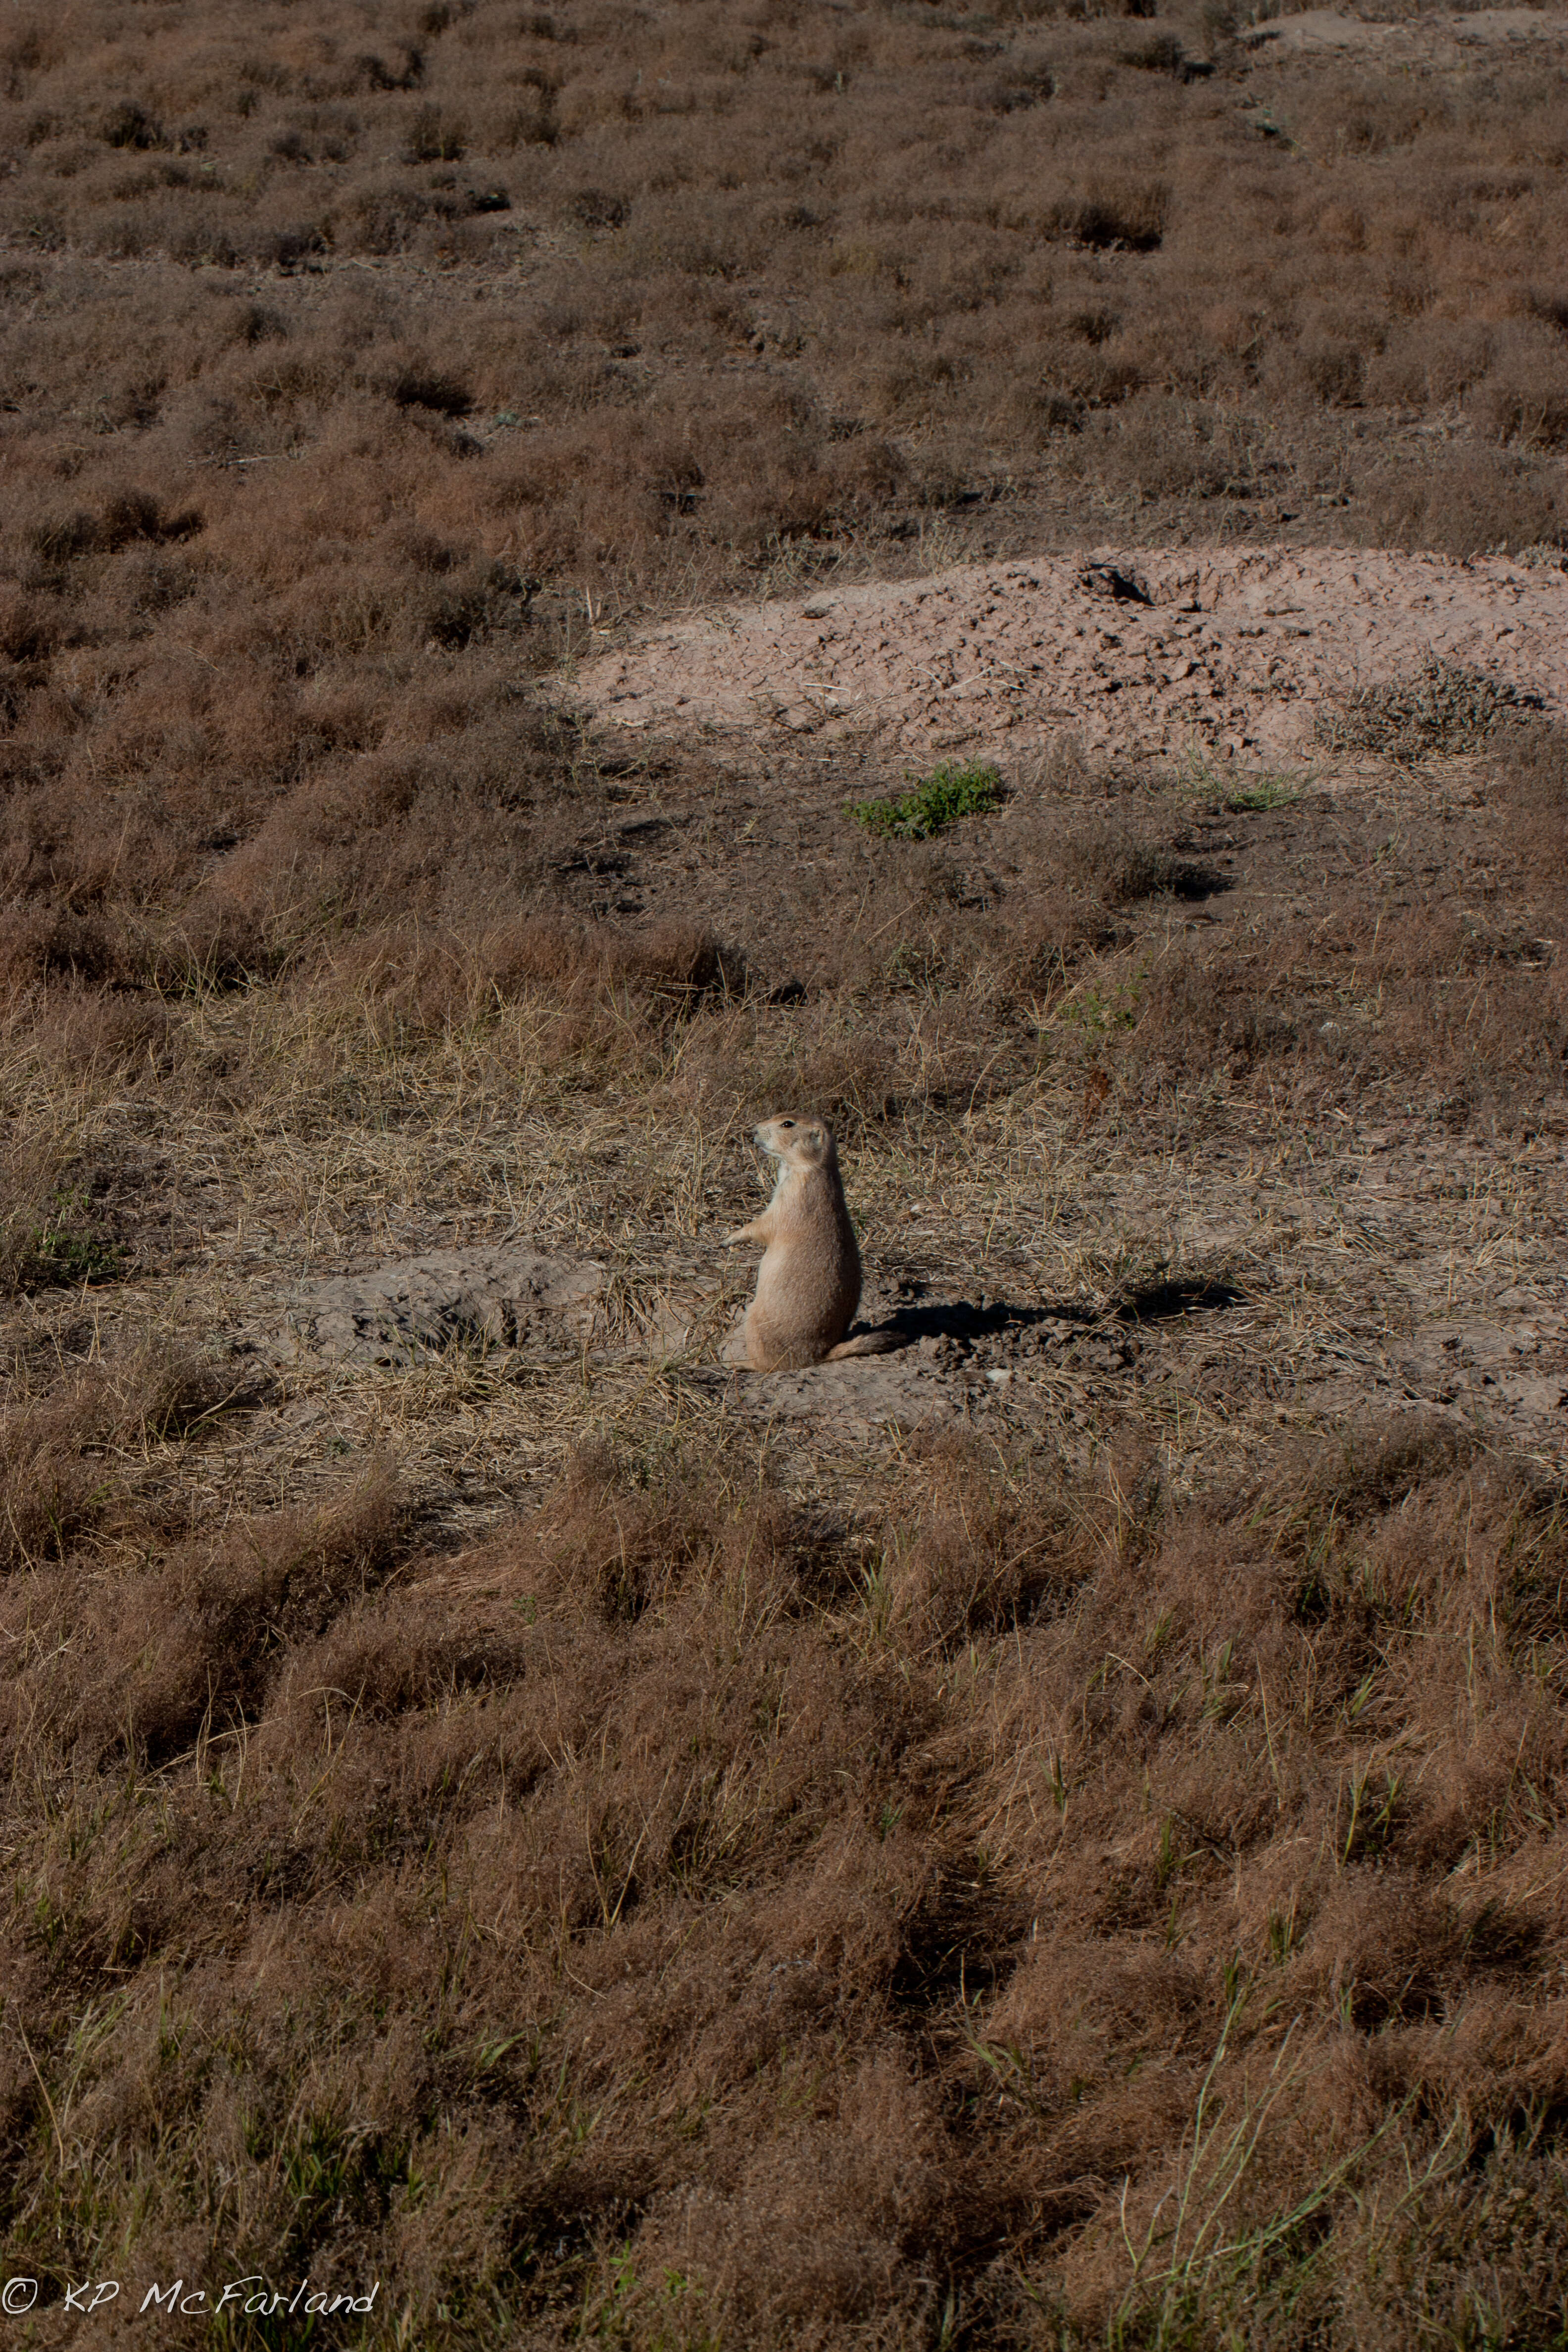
753,1114,837,1174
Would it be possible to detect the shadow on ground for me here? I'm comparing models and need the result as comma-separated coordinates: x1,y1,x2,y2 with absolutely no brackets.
845,1273,1245,1352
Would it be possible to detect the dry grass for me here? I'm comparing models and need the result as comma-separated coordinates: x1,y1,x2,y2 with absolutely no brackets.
3,0,1568,2342
5,1403,1568,2345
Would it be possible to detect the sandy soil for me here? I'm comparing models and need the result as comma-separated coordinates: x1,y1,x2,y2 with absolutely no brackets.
568,546,1568,765
1242,4,1565,58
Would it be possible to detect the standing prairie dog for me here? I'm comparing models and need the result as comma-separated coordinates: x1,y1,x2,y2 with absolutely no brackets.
725,1115,888,1371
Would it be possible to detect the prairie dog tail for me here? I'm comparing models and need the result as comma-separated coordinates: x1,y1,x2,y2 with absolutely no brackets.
824,1330,901,1361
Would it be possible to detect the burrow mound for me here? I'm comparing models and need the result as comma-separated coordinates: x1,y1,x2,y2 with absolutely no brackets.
567,544,1568,763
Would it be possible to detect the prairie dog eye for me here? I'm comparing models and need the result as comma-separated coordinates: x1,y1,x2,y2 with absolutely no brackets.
780,1119,795,1128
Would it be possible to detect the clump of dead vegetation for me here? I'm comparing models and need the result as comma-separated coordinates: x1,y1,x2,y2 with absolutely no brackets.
1315,657,1539,764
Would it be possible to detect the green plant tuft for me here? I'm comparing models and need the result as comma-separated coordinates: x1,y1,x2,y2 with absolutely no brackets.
9,1188,125,1291
847,759,1004,840
1221,776,1300,813
1178,751,1305,813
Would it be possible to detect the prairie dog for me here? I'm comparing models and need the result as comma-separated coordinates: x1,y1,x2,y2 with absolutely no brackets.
725,1115,875,1372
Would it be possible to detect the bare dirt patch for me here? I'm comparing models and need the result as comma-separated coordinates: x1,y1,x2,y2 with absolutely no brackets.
1242,6,1561,61
282,1245,605,1368
569,544,1568,764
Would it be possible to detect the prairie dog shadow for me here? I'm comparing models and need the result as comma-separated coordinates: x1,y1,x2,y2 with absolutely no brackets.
721,1277,1244,1368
